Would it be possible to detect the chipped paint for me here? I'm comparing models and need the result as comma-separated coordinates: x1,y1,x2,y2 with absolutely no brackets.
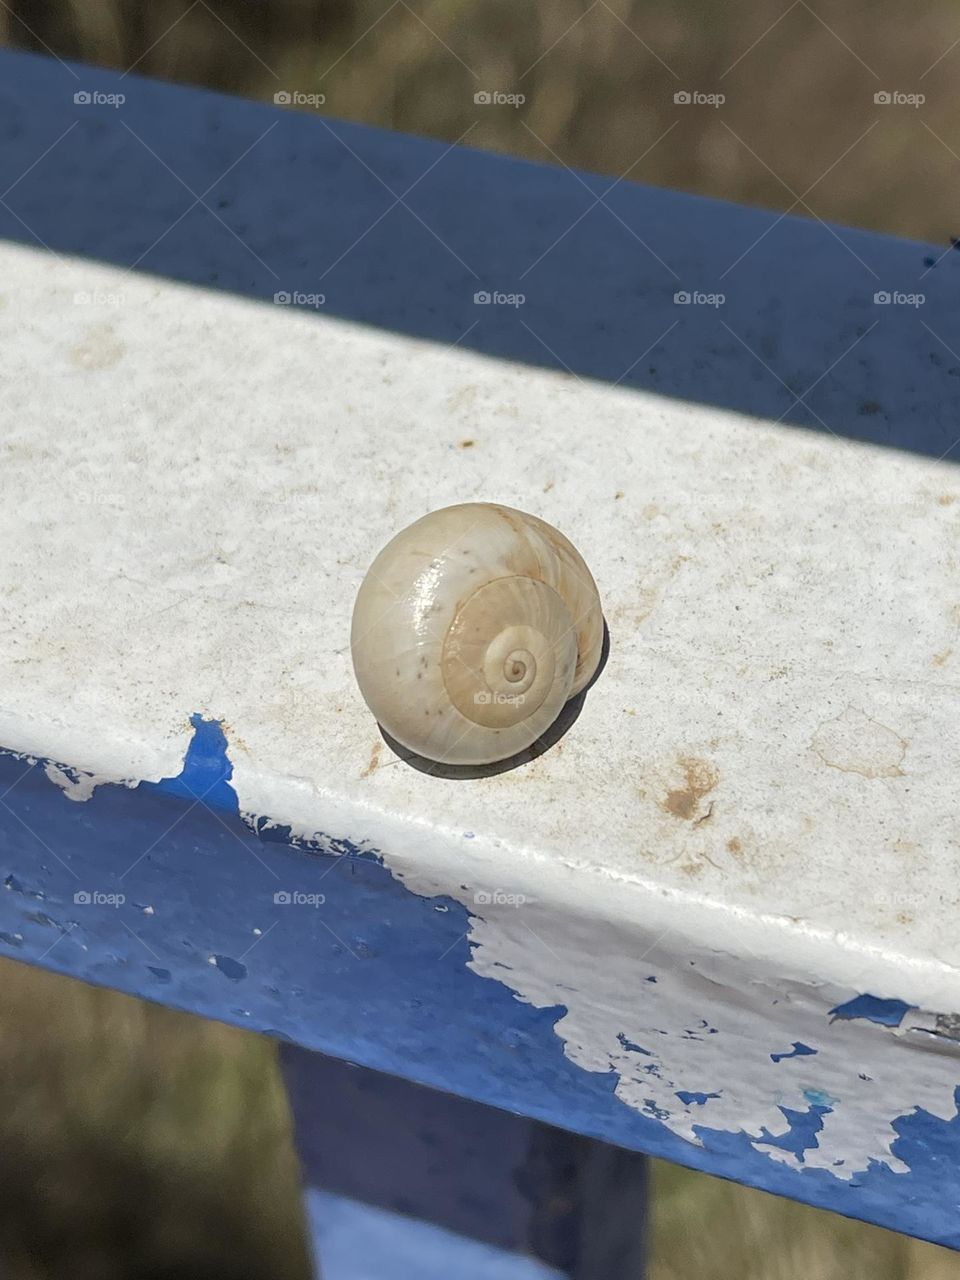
811,707,907,779
459,896,960,1179
3,725,960,1246
43,762,111,802
829,995,912,1026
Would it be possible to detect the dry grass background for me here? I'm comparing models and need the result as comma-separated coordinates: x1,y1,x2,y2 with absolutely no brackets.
0,960,312,1280
2,1,960,1276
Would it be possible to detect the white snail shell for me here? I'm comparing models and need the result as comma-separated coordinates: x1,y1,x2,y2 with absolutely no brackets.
351,503,604,766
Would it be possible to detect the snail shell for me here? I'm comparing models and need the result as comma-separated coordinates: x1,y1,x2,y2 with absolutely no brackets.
351,503,603,765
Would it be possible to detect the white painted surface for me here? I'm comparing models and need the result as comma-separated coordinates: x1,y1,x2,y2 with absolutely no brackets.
1,232,959,1175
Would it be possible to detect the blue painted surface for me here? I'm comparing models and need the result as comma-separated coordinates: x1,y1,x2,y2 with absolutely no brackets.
1,722,959,1247
306,1189,566,1280
142,713,237,810
281,1043,647,1277
675,1092,722,1107
829,996,912,1026
0,48,959,463
771,1042,818,1063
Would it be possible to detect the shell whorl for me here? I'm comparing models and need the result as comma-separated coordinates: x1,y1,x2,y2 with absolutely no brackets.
350,503,603,766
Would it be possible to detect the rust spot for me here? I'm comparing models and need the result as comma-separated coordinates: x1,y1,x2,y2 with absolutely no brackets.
662,757,719,822
460,439,475,448
938,494,956,506
360,741,382,778
811,706,906,779
727,837,743,856
678,860,705,878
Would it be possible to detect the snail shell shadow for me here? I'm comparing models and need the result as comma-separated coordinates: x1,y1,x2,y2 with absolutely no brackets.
378,618,610,780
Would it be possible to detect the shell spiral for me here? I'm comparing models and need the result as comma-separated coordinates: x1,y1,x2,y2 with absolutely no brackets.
350,503,603,765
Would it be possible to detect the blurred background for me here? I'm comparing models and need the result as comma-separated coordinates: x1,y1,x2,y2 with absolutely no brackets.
1,0,958,241
1,2,958,1277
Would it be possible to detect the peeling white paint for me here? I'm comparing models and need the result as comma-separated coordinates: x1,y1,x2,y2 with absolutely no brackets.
43,762,112,803
465,902,959,1177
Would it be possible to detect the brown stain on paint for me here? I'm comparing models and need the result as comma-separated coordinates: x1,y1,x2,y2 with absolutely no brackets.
459,439,475,448
811,706,906,779
361,740,382,778
445,384,477,412
661,757,719,822
69,324,125,371
678,860,705,878
938,494,956,506
933,648,953,667
727,836,743,856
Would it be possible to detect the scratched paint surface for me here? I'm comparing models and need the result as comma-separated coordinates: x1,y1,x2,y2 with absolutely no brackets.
1,725,960,1248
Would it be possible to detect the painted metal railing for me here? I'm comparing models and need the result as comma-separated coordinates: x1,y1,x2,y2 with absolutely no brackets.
1,45,959,1275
